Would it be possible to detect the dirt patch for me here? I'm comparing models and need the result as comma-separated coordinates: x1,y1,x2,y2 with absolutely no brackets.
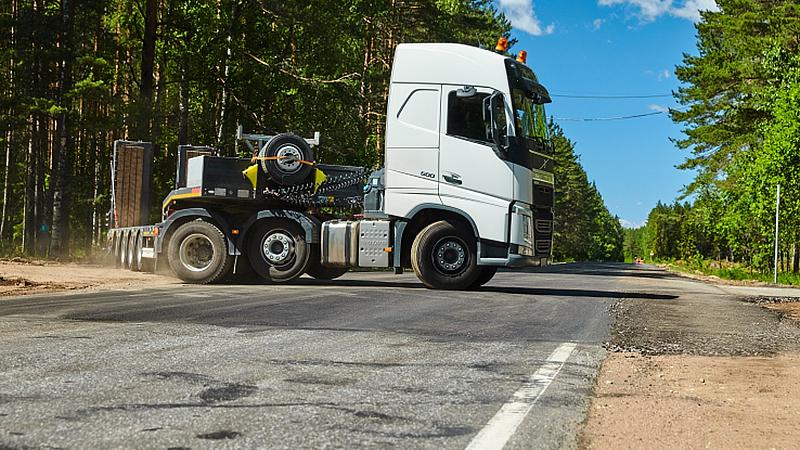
0,260,176,297
765,302,800,321
581,352,800,449
742,296,800,323
0,275,78,297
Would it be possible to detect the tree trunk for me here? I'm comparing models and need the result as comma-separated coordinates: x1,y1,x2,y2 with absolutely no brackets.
23,119,35,254
793,244,799,274
178,57,189,145
216,1,238,152
0,129,11,241
138,0,158,140
1,0,16,242
50,0,74,257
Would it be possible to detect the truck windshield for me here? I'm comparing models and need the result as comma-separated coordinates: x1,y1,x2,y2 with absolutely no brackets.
511,88,550,150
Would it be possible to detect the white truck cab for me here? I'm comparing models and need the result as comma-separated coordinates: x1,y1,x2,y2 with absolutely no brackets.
378,43,554,280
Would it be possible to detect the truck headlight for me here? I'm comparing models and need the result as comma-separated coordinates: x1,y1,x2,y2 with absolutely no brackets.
513,204,534,247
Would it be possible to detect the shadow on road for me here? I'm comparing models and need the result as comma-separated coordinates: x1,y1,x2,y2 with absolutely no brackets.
477,286,677,300
517,262,673,280
241,277,677,300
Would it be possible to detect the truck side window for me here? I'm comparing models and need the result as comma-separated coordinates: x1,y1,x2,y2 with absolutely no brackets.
447,91,490,143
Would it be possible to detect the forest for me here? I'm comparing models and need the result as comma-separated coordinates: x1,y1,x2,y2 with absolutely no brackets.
0,0,623,262
626,0,800,278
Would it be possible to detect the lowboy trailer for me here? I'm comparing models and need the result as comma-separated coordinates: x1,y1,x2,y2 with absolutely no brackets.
108,42,555,290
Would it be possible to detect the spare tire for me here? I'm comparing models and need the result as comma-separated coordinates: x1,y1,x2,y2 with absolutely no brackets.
259,133,314,186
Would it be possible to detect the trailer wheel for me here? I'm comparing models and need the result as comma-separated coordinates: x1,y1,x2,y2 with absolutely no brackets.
112,234,122,268
411,220,481,290
167,220,232,284
305,246,349,280
119,231,130,269
470,267,498,288
130,232,143,272
247,219,311,283
260,133,314,186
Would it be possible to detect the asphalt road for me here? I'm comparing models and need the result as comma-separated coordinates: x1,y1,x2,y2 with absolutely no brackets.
0,263,674,450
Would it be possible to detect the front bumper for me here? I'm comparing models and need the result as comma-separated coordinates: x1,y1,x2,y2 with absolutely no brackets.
507,253,549,268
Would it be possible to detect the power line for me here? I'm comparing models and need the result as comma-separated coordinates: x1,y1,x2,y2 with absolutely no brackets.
554,111,666,122
552,93,673,99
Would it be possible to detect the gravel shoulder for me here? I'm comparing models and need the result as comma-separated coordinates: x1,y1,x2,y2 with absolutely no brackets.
580,264,800,449
0,260,177,297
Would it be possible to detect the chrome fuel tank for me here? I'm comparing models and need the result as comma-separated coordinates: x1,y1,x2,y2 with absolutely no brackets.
321,220,360,268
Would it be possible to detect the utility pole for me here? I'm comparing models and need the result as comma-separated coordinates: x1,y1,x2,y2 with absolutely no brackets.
774,184,781,284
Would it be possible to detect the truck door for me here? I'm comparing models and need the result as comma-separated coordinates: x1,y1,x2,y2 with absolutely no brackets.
383,83,442,217
438,86,514,242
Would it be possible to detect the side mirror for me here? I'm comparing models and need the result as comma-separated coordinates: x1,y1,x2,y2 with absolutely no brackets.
483,91,508,151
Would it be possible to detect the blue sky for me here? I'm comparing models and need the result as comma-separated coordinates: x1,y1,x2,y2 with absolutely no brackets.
496,0,718,227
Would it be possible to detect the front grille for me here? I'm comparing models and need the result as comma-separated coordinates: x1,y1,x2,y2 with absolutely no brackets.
533,183,554,207
535,219,552,234
535,240,551,255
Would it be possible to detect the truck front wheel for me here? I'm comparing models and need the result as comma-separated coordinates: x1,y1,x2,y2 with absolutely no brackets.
167,220,232,284
247,219,311,283
470,266,498,288
411,220,481,290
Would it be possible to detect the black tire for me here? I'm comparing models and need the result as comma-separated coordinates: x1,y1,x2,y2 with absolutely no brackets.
259,133,314,186
112,234,121,268
131,233,144,272
470,266,498,288
305,245,349,280
129,232,143,272
119,231,130,269
411,220,481,290
167,220,233,284
247,219,311,283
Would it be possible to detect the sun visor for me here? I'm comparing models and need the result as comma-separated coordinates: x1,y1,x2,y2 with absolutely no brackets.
522,77,552,104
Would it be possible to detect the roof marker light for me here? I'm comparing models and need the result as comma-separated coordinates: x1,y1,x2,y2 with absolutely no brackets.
495,37,509,53
517,50,527,64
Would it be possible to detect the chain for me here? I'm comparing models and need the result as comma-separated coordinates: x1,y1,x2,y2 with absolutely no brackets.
263,168,369,207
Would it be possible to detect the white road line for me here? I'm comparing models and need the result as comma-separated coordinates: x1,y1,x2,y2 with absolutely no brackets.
465,342,578,450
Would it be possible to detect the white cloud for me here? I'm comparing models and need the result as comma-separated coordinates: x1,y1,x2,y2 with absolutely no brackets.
658,69,671,80
497,0,555,36
649,104,670,113
619,218,647,228
670,0,719,21
598,0,719,23
593,18,605,30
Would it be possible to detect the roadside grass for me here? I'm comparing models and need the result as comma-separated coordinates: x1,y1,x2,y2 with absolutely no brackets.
661,258,800,286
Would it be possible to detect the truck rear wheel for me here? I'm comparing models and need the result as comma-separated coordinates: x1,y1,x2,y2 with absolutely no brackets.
305,246,349,280
247,219,311,283
167,220,232,284
411,220,481,290
470,266,498,288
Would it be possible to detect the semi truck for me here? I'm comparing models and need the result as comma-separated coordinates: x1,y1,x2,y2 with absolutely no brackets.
107,42,555,290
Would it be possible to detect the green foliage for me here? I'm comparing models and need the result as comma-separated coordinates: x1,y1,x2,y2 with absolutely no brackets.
637,0,800,280
0,0,512,255
0,0,618,262
550,122,624,262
